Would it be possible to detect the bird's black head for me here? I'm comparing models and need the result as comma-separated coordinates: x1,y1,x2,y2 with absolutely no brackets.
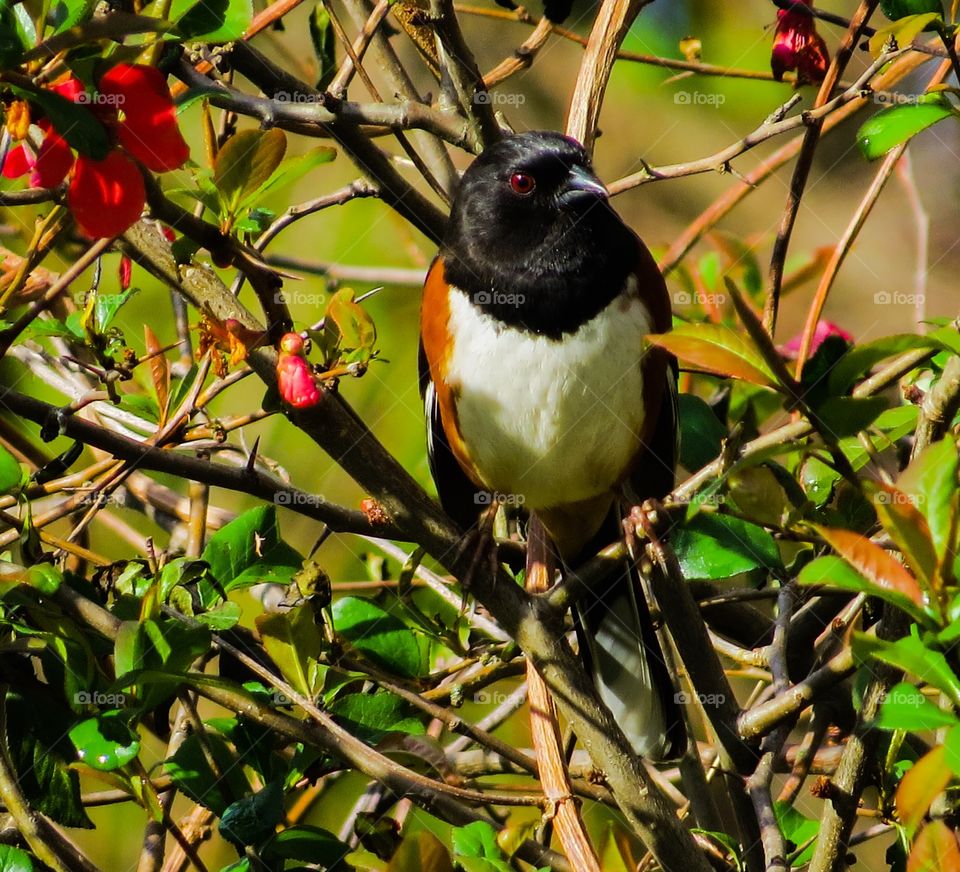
441,131,639,337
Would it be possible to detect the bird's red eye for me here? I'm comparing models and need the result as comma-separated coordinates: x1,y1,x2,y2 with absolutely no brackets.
510,172,536,195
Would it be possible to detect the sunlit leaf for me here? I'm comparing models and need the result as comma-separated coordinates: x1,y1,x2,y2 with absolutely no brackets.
871,631,960,708
69,712,140,771
896,745,951,832
387,831,453,872
814,525,926,612
877,681,958,731
671,513,782,580
907,820,960,872
867,483,938,591
898,438,959,572
255,604,324,697
332,596,422,679
857,94,955,161
648,324,777,387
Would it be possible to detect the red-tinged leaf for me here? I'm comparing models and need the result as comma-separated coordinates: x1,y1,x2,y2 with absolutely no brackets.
868,482,939,593
897,745,952,833
144,325,170,426
908,820,960,872
815,525,925,610
647,324,777,387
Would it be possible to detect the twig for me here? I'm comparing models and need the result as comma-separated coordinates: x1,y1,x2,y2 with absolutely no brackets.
566,0,654,151
765,0,882,335
793,57,952,374
524,515,600,871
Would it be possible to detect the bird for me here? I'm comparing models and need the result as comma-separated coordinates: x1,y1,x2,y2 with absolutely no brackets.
418,130,684,759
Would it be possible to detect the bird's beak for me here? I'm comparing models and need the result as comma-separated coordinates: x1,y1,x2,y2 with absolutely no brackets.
557,164,608,208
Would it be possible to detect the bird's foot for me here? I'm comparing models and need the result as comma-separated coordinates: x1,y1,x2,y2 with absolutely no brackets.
455,503,501,600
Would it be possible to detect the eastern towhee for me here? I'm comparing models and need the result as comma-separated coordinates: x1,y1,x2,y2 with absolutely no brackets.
419,131,683,759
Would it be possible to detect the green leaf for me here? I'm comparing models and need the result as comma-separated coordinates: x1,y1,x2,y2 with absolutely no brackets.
678,394,726,471
898,438,959,570
877,681,958,730
871,630,960,708
165,733,250,816
330,691,425,743
814,396,889,439
648,323,777,387
4,692,92,828
857,95,955,161
255,604,324,696
9,83,108,159
201,505,303,590
213,129,287,217
827,334,943,395
194,601,242,630
0,2,25,67
670,513,782,581
0,445,24,494
310,5,337,90
332,596,423,678
52,0,97,34
219,779,284,849
172,0,252,42
262,825,352,867
90,288,138,332
69,711,140,771
27,563,63,595
880,0,943,20
774,802,817,865
0,845,34,872
250,145,336,205
452,822,510,869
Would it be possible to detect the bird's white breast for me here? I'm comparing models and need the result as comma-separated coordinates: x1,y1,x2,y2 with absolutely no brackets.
445,282,651,509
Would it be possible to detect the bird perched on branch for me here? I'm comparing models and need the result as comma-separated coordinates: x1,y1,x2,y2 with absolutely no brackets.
418,130,684,759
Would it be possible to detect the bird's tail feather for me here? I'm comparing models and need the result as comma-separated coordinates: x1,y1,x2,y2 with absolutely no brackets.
575,557,684,760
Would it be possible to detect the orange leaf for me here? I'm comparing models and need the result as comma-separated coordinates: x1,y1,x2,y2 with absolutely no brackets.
869,483,938,592
815,525,925,608
908,820,960,872
648,324,776,387
144,325,170,426
897,746,952,833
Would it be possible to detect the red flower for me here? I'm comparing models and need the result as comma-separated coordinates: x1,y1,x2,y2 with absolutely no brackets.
781,320,853,360
1,65,189,238
277,333,322,409
772,1,830,84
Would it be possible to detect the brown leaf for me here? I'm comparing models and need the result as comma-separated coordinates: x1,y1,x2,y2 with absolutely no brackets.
869,483,938,592
815,525,925,607
897,746,951,833
908,820,960,872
